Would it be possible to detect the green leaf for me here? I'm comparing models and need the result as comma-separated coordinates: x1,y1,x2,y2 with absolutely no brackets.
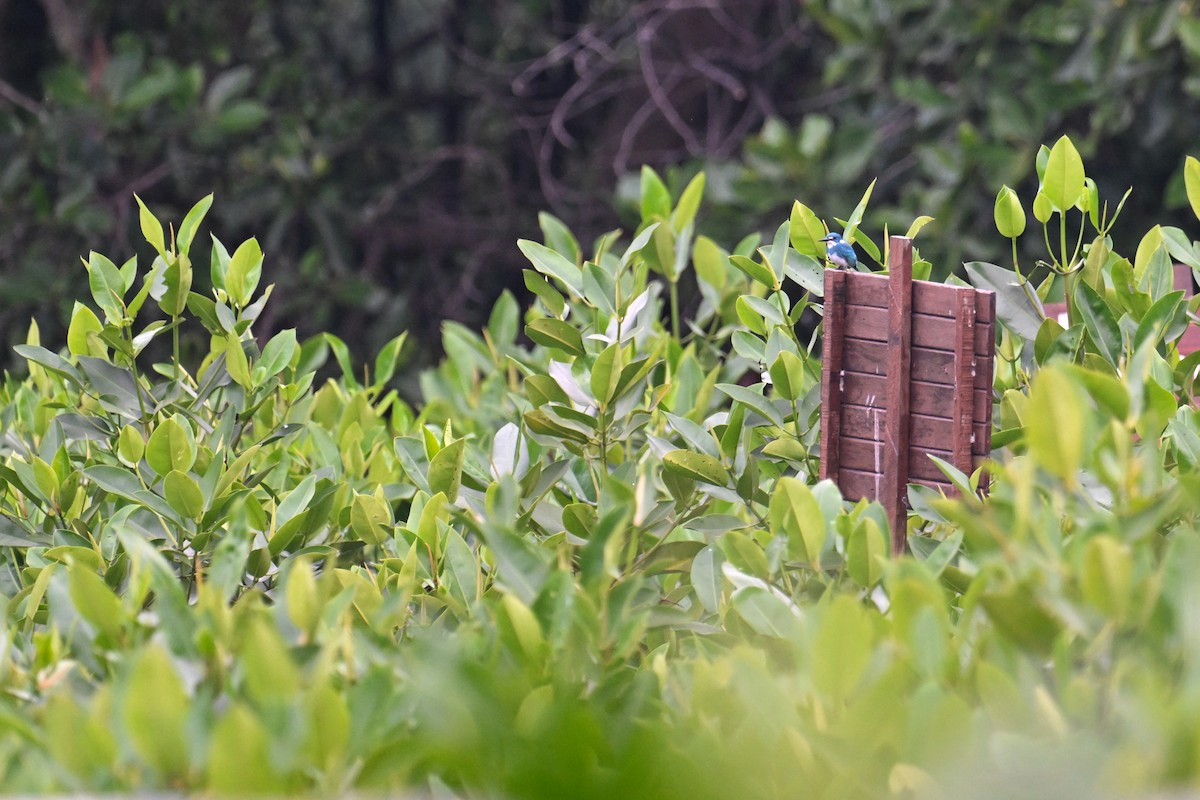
177,193,213,256
68,562,124,640
134,194,167,257
351,489,393,546
788,201,827,259
640,165,671,221
518,239,583,294
769,477,826,567
224,333,252,388
715,383,786,428
255,328,297,382
117,424,145,467
87,251,127,325
123,645,189,778
538,212,581,265
590,342,624,405
146,415,196,476
847,518,886,587
783,251,824,295
842,178,876,245
812,594,873,702
524,270,566,317
690,545,725,613
442,529,479,609
164,469,204,520
1074,280,1122,366
66,302,103,356
905,215,935,239
225,237,263,307
729,254,778,289
525,318,585,356
428,439,466,502
1082,535,1132,619
207,704,283,795
1025,366,1086,488
663,450,728,487
670,172,705,233
731,585,802,638
994,185,1026,238
159,255,192,317
1185,155,1200,222
1043,135,1086,212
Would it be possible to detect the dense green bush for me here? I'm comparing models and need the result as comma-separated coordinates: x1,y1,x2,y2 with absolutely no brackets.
0,140,1197,797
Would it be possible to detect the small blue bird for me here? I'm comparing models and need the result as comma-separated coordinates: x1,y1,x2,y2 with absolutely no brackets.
820,232,857,270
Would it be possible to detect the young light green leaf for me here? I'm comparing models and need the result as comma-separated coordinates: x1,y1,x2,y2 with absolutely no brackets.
670,172,705,233
1185,155,1200,223
842,177,876,245
225,237,263,307
994,185,1026,238
640,165,671,221
789,201,827,259
177,193,213,256
134,194,167,258
1043,135,1086,212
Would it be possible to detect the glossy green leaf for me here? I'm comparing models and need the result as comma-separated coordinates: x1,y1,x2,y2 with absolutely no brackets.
1043,135,1085,212
663,449,728,487
525,318,585,356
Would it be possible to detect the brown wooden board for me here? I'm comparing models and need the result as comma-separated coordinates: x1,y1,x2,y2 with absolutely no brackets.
819,235,997,554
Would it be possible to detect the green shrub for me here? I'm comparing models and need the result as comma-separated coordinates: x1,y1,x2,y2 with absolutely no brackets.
0,141,1197,798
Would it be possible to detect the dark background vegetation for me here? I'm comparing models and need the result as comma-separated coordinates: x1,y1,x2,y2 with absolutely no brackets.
2,0,1199,370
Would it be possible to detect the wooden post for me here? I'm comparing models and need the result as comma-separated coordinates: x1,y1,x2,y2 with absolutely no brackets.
951,290,977,476
882,237,913,555
820,270,847,483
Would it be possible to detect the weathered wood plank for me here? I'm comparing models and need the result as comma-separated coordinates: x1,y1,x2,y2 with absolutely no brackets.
882,238,913,554
843,371,990,440
973,290,996,492
844,304,994,356
820,270,848,482
951,289,976,475
844,272,996,322
839,436,956,482
844,340,956,384
841,405,989,451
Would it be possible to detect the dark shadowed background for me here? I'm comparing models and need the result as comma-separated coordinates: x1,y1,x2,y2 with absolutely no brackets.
1,0,1198,373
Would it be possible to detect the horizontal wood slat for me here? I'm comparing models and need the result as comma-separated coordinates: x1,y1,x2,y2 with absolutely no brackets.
841,405,988,452
843,273,996,322
844,304,994,356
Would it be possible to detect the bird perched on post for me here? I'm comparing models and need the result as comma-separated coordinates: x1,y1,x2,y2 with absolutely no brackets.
820,232,857,270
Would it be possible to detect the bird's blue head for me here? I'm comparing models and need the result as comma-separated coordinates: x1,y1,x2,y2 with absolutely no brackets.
819,232,844,244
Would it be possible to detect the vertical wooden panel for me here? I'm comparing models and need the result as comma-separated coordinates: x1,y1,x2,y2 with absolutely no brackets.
882,237,913,555
951,289,977,479
974,290,996,493
820,270,848,482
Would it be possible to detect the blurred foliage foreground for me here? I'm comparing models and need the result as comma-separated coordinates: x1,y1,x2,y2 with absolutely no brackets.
0,138,1200,799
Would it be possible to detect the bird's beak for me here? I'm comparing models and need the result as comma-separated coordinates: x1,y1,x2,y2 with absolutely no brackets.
819,234,834,242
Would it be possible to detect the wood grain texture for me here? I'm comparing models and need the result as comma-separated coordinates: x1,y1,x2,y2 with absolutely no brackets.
882,237,913,555
819,269,848,482
951,289,977,475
